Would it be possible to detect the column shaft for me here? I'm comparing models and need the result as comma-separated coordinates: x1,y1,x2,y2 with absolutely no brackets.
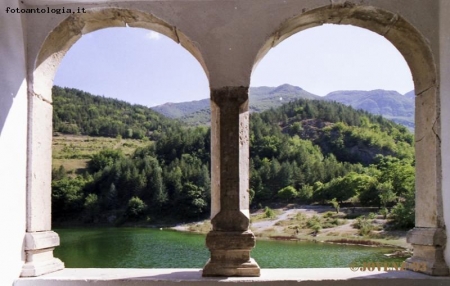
405,87,449,275
203,86,260,277
21,92,64,277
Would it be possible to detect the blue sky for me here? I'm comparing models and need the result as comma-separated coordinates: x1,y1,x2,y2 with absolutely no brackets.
54,24,414,107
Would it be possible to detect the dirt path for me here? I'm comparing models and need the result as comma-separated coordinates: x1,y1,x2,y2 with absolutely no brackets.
251,205,335,231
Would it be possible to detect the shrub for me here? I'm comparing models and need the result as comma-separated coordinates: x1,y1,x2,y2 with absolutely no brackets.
311,223,322,234
307,215,321,228
379,207,389,219
330,198,340,213
127,196,147,218
88,149,123,173
298,185,313,202
83,193,100,222
323,211,334,218
322,218,344,229
277,186,298,202
359,222,374,236
390,202,414,229
264,206,276,219
295,213,307,221
390,187,415,229
353,216,374,236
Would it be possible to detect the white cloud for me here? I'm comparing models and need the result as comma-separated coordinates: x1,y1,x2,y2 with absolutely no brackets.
145,31,161,41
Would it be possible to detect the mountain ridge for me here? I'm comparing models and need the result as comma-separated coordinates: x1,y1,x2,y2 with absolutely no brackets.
150,84,414,129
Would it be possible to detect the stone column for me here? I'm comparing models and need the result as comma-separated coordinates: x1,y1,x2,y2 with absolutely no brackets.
202,86,260,277
21,91,64,277
405,87,449,276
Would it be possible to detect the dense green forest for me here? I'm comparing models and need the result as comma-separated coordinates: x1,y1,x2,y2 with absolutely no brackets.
53,86,181,139
52,87,415,228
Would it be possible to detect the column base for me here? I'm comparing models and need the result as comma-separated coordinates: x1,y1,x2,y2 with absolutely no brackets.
21,231,65,277
203,230,260,277
203,257,260,277
21,257,64,277
406,227,449,276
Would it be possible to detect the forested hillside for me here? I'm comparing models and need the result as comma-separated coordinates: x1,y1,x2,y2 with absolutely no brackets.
249,99,414,226
53,86,181,139
52,88,415,229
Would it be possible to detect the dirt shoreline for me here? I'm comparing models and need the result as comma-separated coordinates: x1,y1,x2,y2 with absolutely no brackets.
170,205,411,250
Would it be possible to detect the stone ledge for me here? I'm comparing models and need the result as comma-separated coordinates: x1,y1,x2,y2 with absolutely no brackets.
14,268,450,286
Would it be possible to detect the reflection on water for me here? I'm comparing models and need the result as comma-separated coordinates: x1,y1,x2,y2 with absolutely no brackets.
54,228,404,268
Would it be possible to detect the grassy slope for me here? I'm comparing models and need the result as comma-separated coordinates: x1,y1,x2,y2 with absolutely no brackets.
52,133,149,175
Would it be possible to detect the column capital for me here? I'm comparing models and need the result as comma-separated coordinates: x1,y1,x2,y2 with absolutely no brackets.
210,86,249,107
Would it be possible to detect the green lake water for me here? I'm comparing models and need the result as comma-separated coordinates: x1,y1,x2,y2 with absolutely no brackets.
54,228,404,268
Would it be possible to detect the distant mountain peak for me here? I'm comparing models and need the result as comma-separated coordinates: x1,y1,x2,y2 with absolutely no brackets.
150,85,414,130
404,90,415,99
323,89,414,130
326,89,401,97
270,84,303,94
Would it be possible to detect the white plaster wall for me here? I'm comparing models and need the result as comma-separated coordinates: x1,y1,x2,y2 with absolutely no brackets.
440,0,450,266
0,0,28,285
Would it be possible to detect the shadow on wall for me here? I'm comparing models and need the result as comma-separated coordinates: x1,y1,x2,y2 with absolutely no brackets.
0,7,27,137
0,84,26,137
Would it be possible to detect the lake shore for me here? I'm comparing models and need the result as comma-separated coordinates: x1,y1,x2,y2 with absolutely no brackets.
171,204,411,252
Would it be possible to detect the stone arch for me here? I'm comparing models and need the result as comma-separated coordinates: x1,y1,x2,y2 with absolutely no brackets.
23,7,209,277
33,7,208,102
252,3,447,276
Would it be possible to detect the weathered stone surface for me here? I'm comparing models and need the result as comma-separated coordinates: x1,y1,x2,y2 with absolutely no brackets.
406,228,449,276
27,95,53,232
206,231,256,250
24,95,64,277
205,87,259,276
405,246,449,276
203,258,260,277
209,86,251,232
203,232,260,277
21,253,64,277
440,0,450,269
24,231,60,251
407,228,447,246
415,87,443,228
21,231,64,277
